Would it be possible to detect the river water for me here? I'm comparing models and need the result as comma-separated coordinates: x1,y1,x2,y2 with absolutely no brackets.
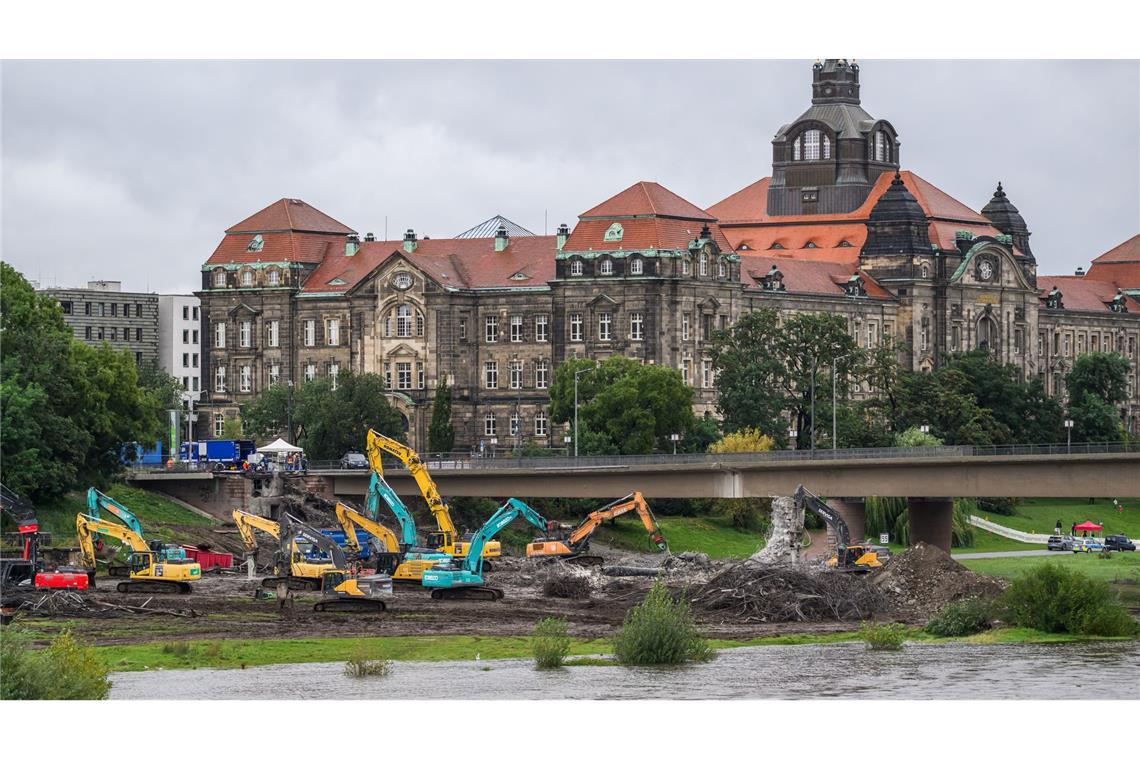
110,640,1140,699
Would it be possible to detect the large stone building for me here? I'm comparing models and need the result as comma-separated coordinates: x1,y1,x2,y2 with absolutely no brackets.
40,280,160,366
197,59,1140,449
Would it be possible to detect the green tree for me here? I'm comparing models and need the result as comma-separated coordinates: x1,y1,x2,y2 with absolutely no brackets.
943,350,1063,444
1065,353,1128,444
893,368,1004,445
893,425,943,448
708,428,775,453
427,376,455,453
1,627,110,700
707,310,787,438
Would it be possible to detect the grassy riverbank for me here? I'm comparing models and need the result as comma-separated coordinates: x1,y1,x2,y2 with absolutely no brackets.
93,626,1135,673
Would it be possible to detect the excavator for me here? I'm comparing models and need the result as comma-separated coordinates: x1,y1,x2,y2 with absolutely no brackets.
334,501,442,582
76,513,201,593
526,491,667,566
2,485,87,591
233,509,342,591
86,488,187,574
421,498,554,601
794,485,888,572
366,429,501,564
277,515,393,612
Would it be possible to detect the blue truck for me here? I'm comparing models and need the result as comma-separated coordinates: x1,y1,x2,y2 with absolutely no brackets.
321,528,379,559
120,442,167,467
179,439,257,470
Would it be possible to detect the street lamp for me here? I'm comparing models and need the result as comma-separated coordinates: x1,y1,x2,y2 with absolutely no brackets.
489,436,498,459
919,424,931,434
1064,419,1074,453
670,433,681,455
563,435,572,454
286,379,295,444
788,426,798,449
573,365,595,457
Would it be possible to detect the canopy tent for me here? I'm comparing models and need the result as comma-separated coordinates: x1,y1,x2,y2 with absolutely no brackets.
1073,521,1102,532
256,437,303,455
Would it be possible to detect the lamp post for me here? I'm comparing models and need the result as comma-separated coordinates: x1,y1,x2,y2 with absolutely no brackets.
788,426,798,450
670,433,681,455
286,379,295,444
1064,419,1074,453
919,424,930,434
573,365,595,457
810,355,817,451
831,353,851,450
563,434,572,455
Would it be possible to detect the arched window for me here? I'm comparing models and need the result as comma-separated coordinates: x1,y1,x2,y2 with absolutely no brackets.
570,259,583,276
803,129,821,160
599,258,613,275
240,270,253,287
718,261,727,278
874,131,890,162
416,311,424,337
213,269,226,287
267,268,280,286
921,264,929,279
977,314,998,353
395,304,413,337
822,134,831,159
681,258,690,275
699,254,708,277
630,258,643,275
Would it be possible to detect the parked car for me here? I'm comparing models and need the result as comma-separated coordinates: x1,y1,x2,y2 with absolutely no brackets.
1047,535,1068,551
340,451,369,470
1104,534,1136,552
1073,538,1106,553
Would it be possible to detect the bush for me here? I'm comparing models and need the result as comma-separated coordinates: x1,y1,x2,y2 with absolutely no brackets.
977,497,1018,516
894,426,943,448
860,622,907,651
532,617,573,669
951,499,976,549
1,627,110,700
343,642,392,678
1000,563,1136,637
161,641,192,658
924,598,993,637
613,582,714,665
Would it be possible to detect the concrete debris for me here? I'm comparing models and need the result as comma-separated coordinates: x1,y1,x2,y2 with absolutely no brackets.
872,542,1007,616
749,495,803,565
538,563,596,599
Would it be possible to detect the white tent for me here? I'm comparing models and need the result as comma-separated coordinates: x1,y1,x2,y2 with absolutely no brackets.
256,437,303,454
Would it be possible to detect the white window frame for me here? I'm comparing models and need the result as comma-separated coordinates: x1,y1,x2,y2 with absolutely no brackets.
682,259,690,275
269,363,281,386
484,413,496,437
239,364,252,393
570,314,583,342
240,270,253,287
484,361,498,389
268,320,279,347
699,255,708,277
485,315,498,343
630,258,643,275
396,361,412,391
214,416,225,437
239,320,251,348
396,305,412,338
630,313,644,341
510,315,523,343
682,313,690,341
214,366,227,393
682,359,691,386
267,269,280,286
510,360,523,390
326,318,340,346
509,413,520,437
598,313,612,342
702,359,713,389
803,129,821,160
214,269,226,287
599,258,613,275
535,360,549,389
214,322,226,348
329,362,340,390
304,319,315,347
535,314,548,343
534,411,548,437
570,259,583,276
304,363,316,382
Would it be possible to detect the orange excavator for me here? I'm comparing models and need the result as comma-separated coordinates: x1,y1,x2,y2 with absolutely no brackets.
526,491,667,566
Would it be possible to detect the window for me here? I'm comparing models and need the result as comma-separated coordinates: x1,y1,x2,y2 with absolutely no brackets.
485,315,498,343
183,329,190,344
397,362,412,390
192,306,199,321
214,366,226,393
182,353,189,368
459,318,467,341
214,322,226,348
485,361,498,389
182,376,189,390
303,319,315,347
192,377,199,392
417,362,425,389
822,134,831,159
682,359,691,385
484,413,496,437
570,314,583,342
510,360,523,390
111,303,118,317
326,318,340,346
920,327,928,352
304,363,316,382
718,261,727,278
793,135,801,161
135,327,142,341
951,325,961,351
535,360,549,389
875,131,889,162
535,314,548,342
240,270,253,287
701,359,713,388
97,327,105,340
867,323,878,347
192,329,199,344
267,321,279,347
630,313,644,341
699,255,708,277
267,269,280,286
599,258,613,275
630,258,643,275
509,413,519,437
60,300,72,314
570,259,583,276
598,313,612,341
239,365,252,393
85,302,92,316
214,415,225,438
192,353,199,368
329,362,339,391
803,129,821,160
416,312,424,337
535,411,548,437
682,313,690,341
396,306,412,337
85,326,92,339
383,362,391,388
1014,328,1024,355
240,320,252,348
183,306,189,320
701,314,713,341
510,315,523,342
682,259,690,275
1064,334,1071,356
136,304,143,318
268,364,281,386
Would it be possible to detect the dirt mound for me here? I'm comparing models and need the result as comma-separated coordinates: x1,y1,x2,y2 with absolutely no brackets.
872,542,1006,616
692,562,887,623
538,563,594,599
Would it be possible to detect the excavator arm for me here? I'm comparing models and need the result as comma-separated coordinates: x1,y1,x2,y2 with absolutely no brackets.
87,487,144,536
335,502,401,555
232,510,281,554
464,498,550,574
76,513,151,570
565,492,667,552
367,429,458,542
365,472,419,549
793,485,850,547
281,515,348,571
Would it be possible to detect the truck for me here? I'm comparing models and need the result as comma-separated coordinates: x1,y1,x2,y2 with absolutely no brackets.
179,439,257,470
120,441,167,467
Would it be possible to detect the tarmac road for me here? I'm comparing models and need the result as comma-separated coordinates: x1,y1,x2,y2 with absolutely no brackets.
953,549,1055,559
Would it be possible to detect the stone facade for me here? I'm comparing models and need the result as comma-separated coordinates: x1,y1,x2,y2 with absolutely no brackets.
40,280,159,366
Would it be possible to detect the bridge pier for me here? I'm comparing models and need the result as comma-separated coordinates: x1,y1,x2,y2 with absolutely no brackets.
825,498,865,551
907,497,954,553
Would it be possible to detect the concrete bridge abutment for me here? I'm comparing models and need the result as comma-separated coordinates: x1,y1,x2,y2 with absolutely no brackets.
907,497,954,553
825,498,865,551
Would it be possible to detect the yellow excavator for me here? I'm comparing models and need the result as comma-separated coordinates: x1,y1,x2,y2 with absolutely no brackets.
366,430,501,563
76,514,201,593
232,509,341,590
334,501,440,582
794,486,887,572
526,491,667,566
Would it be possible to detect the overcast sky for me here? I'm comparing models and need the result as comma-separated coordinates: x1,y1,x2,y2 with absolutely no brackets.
2,59,1137,294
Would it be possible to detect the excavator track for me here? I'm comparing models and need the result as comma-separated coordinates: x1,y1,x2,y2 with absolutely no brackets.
115,580,193,594
260,576,321,591
564,554,605,567
313,599,387,613
429,586,504,601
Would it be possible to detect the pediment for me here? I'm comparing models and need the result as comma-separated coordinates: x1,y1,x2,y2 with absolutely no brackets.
227,302,261,317
588,293,619,307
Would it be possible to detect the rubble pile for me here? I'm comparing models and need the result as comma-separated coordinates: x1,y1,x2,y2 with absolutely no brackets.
692,562,887,623
871,542,1007,615
6,590,198,619
538,563,596,599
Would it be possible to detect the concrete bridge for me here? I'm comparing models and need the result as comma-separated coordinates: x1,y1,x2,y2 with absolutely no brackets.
128,444,1139,553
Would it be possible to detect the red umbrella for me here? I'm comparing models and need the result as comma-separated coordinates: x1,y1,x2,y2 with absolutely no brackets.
1074,521,1102,531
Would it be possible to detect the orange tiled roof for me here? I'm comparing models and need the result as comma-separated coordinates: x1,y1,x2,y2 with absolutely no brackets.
1085,235,1140,290
580,181,715,220
226,198,355,235
740,253,893,300
1037,275,1140,314
206,231,344,266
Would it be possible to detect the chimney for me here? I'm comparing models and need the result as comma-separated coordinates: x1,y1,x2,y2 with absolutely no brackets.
403,229,417,253
364,232,375,242
494,224,509,252
1075,266,1085,276
345,233,360,257
699,224,712,240
556,223,570,251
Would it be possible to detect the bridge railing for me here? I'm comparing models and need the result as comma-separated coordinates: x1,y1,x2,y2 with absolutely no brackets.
302,440,1136,473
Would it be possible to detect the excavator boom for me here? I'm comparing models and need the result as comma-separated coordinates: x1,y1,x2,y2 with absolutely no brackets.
75,514,200,592
87,488,144,536
334,502,401,555
232,509,281,553
365,472,418,549
367,429,458,540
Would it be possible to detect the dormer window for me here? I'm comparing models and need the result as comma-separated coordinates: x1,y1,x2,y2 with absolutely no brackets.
699,254,708,277
844,273,866,297
805,241,818,249
681,258,690,275
718,261,727,278
240,270,253,287
570,259,583,277
803,129,820,160
599,258,613,276
213,269,226,287
267,268,280,286
761,265,785,292
1044,288,1064,310
1109,291,1128,313
246,234,264,252
874,131,891,162
630,258,643,275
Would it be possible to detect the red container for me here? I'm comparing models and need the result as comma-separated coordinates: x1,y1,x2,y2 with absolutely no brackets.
35,571,89,590
182,547,234,571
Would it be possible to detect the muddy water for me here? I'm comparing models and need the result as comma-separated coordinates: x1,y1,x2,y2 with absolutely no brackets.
110,640,1140,700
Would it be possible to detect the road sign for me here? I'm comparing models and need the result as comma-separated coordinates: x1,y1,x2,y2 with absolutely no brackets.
879,533,889,544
